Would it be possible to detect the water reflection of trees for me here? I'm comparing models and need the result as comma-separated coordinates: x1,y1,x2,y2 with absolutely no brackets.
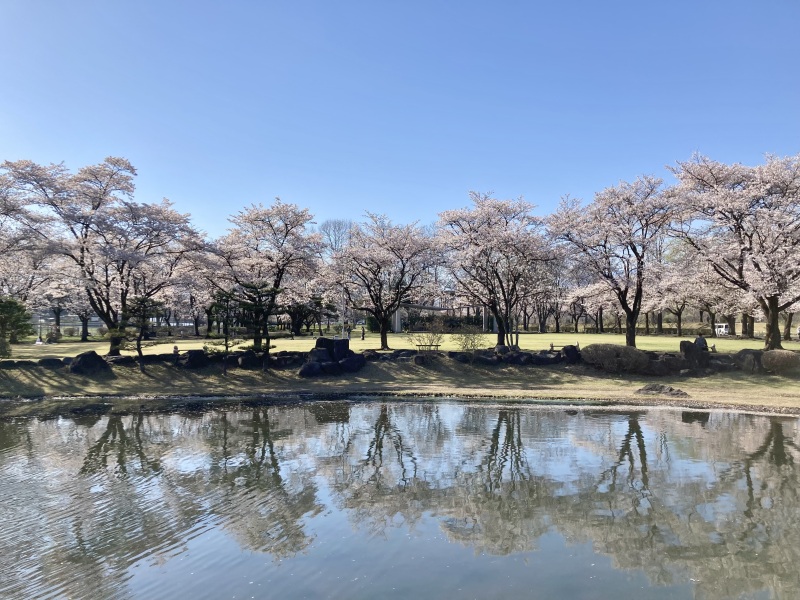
3,404,800,599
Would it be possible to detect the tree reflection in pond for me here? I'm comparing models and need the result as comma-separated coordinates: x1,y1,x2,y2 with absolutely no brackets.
1,403,799,599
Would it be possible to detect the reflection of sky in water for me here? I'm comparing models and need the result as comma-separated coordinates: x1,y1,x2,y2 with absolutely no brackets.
0,403,798,599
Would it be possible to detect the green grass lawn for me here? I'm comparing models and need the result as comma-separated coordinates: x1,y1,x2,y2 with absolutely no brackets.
7,330,799,361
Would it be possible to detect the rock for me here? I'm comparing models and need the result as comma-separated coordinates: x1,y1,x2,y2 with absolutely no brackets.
298,362,322,377
238,350,261,369
561,345,581,365
450,352,470,363
362,350,380,361
529,352,561,366
494,344,510,355
643,360,671,376
224,354,240,368
13,360,36,367
320,361,342,375
69,351,111,375
315,336,335,356
0,361,17,369
105,355,136,366
339,354,367,372
636,383,689,398
413,353,437,366
333,339,350,361
474,354,500,366
181,349,209,369
309,348,333,363
680,340,710,368
734,349,764,373
38,358,65,368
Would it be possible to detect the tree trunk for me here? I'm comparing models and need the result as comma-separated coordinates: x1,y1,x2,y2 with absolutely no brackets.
625,311,637,347
205,307,215,338
783,312,794,341
554,313,561,333
108,334,124,356
52,307,63,328
495,316,507,346
193,315,201,337
80,316,89,342
760,296,783,350
748,315,755,338
676,311,683,337
656,311,663,334
741,314,751,338
725,314,736,336
645,312,650,336
379,317,391,350
262,331,271,371
709,312,717,337
538,316,547,333
598,307,604,333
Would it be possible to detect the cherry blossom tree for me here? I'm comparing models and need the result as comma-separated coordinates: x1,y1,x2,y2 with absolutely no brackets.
550,177,673,347
438,193,551,347
214,199,322,362
335,214,437,350
670,154,800,350
2,157,200,354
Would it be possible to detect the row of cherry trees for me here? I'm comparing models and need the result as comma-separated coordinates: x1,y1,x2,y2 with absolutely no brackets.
1,153,799,356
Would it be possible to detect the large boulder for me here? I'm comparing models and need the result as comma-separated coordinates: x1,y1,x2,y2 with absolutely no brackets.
339,354,367,373
106,355,137,367
680,340,709,368
181,349,209,369
298,361,323,377
320,361,342,376
315,336,335,355
38,358,66,369
561,345,581,365
734,349,764,374
69,351,111,375
333,339,350,361
582,344,649,374
309,348,333,363
238,350,261,369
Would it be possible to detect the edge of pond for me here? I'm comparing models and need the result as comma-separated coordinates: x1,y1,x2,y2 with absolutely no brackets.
4,389,800,420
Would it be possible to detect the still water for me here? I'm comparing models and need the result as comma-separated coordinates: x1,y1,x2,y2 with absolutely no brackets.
0,401,798,599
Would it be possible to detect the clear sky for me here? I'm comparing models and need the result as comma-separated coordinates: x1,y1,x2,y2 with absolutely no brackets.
2,1,798,237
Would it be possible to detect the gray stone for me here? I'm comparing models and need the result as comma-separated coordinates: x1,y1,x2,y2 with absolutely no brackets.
106,355,136,367
238,350,261,369
636,383,690,397
561,345,581,365
320,361,342,375
339,354,367,372
181,349,209,369
298,361,322,377
309,348,333,363
333,339,350,361
38,358,65,368
69,351,110,376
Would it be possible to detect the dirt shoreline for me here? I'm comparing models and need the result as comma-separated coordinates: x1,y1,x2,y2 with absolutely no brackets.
2,360,799,419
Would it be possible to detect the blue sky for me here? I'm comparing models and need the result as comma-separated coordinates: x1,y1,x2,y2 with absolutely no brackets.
2,1,798,237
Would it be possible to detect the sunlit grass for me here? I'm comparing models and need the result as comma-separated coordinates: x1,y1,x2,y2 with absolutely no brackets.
7,330,800,361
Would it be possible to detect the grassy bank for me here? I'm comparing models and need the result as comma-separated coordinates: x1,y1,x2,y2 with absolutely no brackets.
2,349,800,418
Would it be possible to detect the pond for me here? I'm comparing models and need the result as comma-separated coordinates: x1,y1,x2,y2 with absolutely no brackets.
1,400,798,599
